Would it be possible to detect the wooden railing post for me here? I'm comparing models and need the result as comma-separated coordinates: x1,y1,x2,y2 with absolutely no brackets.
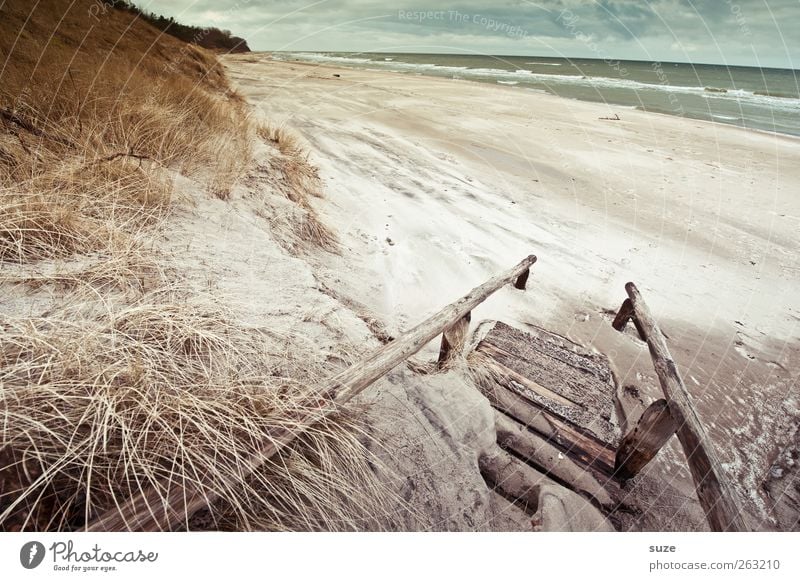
514,267,530,290
85,254,537,531
611,298,646,340
611,282,747,531
438,311,471,367
614,399,677,480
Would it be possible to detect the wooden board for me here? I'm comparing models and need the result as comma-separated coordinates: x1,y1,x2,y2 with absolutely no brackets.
482,383,617,478
473,321,620,448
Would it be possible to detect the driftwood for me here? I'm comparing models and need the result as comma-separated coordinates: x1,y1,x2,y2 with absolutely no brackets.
470,321,627,522
479,343,577,407
612,298,646,340
89,150,155,166
514,268,530,290
481,447,615,531
494,411,615,508
85,254,536,531
612,282,746,532
614,399,677,480
0,107,75,147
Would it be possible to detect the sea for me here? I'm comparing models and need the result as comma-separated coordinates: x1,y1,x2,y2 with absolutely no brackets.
274,52,800,137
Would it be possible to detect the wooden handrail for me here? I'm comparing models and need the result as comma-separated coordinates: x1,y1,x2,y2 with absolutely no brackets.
85,254,537,531
612,282,746,532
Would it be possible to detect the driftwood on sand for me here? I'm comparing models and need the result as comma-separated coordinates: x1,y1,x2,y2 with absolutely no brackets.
85,255,537,531
493,410,615,509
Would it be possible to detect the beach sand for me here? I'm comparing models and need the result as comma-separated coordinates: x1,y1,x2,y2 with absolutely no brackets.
224,54,800,530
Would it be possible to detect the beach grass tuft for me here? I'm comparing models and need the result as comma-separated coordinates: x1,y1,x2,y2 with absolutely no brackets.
0,292,397,531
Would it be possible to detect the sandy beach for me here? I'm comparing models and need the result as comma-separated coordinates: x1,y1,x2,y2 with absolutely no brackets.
223,54,800,529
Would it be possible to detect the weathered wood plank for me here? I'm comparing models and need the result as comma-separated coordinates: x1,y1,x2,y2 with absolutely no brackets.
480,447,614,531
474,321,619,447
480,381,616,477
617,282,747,532
614,399,677,480
478,323,616,430
479,344,579,408
494,411,616,508
487,322,614,385
478,349,619,447
85,255,537,531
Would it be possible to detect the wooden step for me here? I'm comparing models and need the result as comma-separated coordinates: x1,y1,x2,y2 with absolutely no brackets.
473,321,620,447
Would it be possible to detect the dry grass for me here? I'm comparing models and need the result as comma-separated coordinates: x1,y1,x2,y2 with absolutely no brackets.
0,292,398,531
0,250,167,299
256,122,337,252
0,0,253,263
0,74,254,261
258,123,305,157
0,1,392,532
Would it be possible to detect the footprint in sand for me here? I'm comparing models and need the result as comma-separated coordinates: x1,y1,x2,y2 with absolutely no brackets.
733,331,756,360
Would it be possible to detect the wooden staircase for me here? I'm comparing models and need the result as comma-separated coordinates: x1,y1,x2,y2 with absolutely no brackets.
469,321,624,524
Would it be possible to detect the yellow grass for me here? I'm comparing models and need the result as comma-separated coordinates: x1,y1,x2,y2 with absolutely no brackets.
0,0,256,262
0,293,398,531
258,122,337,251
0,0,386,531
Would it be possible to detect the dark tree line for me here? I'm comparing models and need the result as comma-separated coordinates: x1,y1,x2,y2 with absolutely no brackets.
105,1,251,52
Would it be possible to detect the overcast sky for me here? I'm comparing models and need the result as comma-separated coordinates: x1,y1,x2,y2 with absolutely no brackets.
142,1,798,68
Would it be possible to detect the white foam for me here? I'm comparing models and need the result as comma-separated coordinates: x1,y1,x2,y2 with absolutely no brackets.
280,53,800,114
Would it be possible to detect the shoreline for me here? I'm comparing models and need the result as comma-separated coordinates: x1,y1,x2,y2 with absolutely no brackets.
225,54,800,346
273,50,800,73
264,52,800,141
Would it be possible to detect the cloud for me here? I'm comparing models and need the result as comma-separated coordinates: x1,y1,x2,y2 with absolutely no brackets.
142,0,799,67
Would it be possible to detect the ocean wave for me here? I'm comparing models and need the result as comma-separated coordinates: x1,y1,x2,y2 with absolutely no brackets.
511,72,800,110
465,68,583,81
754,89,798,99
280,53,800,112
525,61,562,66
281,52,372,64
698,88,800,110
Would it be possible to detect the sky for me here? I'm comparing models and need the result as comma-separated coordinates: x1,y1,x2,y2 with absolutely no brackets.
142,1,799,68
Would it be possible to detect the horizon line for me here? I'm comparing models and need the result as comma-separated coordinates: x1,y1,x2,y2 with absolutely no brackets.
262,49,798,72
